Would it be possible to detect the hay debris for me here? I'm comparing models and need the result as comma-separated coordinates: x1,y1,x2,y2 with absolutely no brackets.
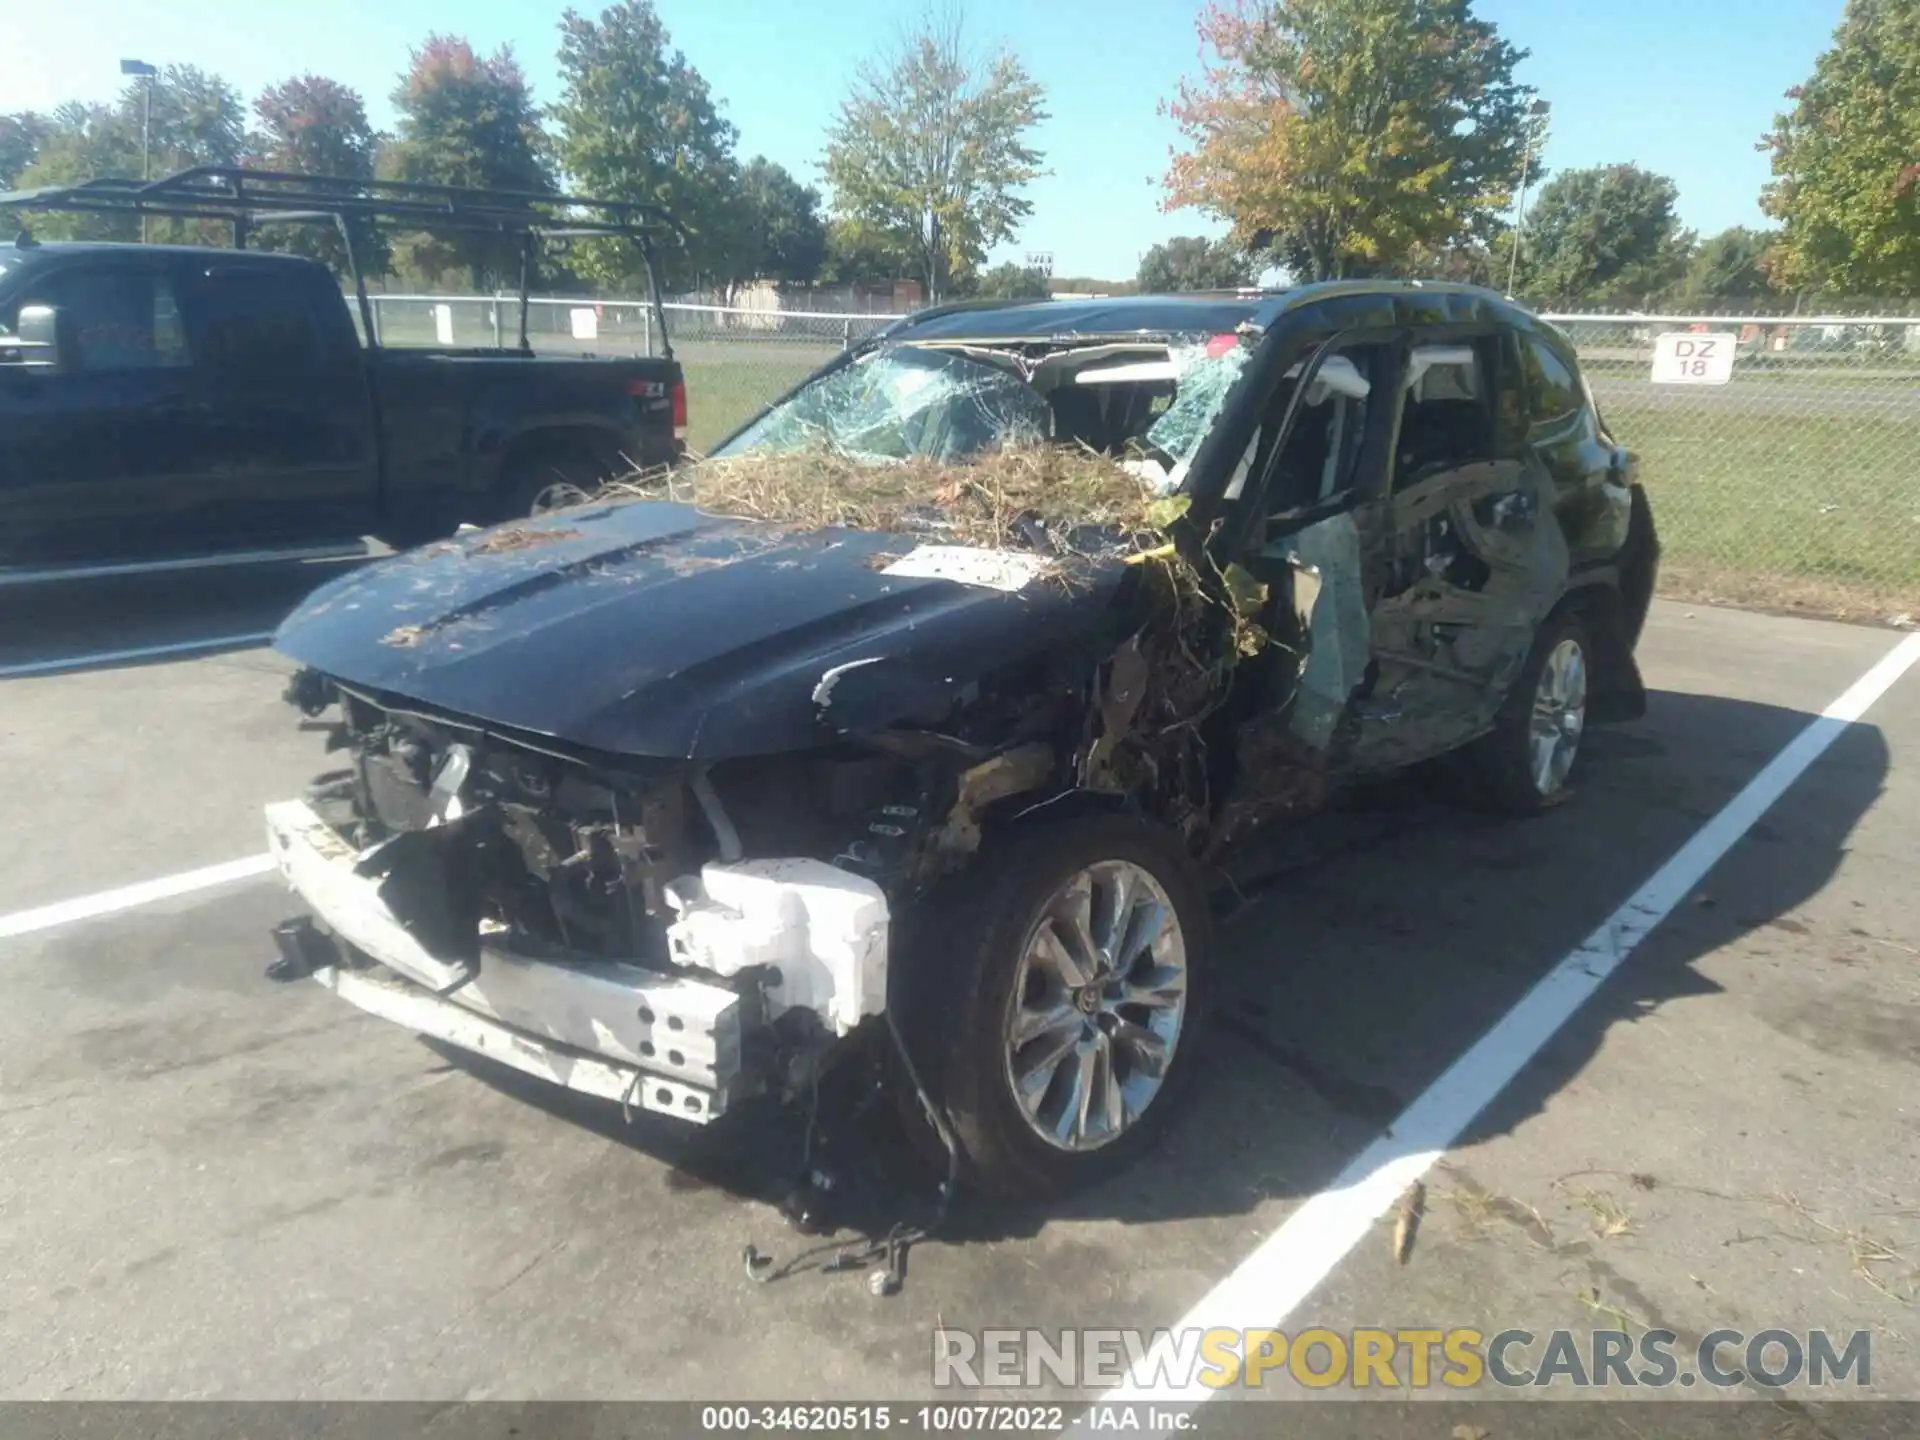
468,525,581,555
604,443,1179,557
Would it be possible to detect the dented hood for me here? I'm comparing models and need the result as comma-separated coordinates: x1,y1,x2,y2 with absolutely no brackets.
273,498,1123,760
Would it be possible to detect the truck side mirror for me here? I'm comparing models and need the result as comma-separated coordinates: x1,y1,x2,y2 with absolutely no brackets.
3,304,62,368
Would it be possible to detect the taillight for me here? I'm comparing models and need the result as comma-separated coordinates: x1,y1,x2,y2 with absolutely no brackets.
671,378,688,441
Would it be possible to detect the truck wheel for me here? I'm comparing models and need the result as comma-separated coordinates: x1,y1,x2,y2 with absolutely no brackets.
903,812,1212,1199
1469,608,1591,814
502,442,619,519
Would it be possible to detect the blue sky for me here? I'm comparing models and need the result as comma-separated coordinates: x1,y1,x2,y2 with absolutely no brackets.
3,0,1845,280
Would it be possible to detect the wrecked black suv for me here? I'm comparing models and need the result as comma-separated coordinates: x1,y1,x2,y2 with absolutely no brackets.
264,284,1658,1198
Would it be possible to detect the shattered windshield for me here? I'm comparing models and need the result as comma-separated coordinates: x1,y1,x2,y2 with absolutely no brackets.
715,332,1260,486
714,347,1052,463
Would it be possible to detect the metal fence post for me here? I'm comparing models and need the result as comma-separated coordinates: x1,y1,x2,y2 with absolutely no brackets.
843,319,853,352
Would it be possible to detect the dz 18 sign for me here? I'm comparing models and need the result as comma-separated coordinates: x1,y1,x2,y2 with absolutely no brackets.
1651,331,1737,385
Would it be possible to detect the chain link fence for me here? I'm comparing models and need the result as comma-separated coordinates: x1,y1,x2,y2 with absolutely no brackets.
1546,312,1920,624
362,294,1920,625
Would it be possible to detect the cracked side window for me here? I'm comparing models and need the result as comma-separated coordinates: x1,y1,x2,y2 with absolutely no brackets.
1142,340,1252,468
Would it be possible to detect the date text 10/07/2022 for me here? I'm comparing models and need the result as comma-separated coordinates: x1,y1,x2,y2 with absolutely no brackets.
699,1406,1186,1432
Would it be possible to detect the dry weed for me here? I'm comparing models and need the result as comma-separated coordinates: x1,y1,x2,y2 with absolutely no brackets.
604,443,1170,556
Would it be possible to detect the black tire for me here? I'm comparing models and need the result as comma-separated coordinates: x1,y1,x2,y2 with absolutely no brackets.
896,811,1213,1200
1469,607,1592,814
500,440,618,520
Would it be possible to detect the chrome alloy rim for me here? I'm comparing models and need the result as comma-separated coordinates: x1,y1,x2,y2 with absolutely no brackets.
1001,861,1189,1152
1529,636,1587,797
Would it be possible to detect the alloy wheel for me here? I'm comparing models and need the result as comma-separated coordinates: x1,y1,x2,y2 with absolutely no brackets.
1001,860,1189,1152
1528,636,1587,797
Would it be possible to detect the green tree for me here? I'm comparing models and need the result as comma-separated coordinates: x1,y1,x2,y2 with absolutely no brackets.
12,68,246,244
823,7,1048,303
383,36,553,288
817,218,916,286
736,157,829,287
1137,234,1255,291
1513,164,1693,308
1674,227,1781,307
1,113,51,190
1405,236,1500,285
138,65,246,171
1762,0,1920,296
970,261,1051,298
1163,0,1535,281
7,104,136,240
246,76,388,276
552,0,742,293
131,66,246,244
1051,273,1137,295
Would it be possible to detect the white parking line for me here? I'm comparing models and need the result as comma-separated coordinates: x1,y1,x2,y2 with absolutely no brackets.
0,854,277,942
1080,628,1920,1418
0,631,278,680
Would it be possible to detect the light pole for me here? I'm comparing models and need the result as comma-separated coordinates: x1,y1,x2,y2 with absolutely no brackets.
1506,98,1551,296
119,59,158,243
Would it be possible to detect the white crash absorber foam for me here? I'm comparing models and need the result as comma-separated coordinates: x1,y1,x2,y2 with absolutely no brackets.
664,859,889,1036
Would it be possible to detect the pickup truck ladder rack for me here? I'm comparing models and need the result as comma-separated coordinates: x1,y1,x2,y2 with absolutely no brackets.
0,166,683,359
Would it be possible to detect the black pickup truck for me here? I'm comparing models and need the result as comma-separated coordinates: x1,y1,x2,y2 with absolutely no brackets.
0,169,685,578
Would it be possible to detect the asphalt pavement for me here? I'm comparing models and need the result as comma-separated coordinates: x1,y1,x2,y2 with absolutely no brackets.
1,579,1916,1418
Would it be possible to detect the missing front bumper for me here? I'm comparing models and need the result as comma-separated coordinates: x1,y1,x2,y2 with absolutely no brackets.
263,798,746,1123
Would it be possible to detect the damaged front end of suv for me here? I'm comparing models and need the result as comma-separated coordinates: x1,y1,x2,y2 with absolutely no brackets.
263,286,1658,1201
266,595,1129,1132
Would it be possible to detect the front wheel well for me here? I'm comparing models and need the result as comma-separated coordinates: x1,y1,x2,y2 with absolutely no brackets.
1556,581,1645,724
890,807,1213,1198
495,428,629,517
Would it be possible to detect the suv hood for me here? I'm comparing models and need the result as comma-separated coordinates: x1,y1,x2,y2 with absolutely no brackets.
274,498,1124,760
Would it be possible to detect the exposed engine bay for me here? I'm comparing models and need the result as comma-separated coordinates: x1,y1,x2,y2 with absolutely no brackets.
269,643,1099,1126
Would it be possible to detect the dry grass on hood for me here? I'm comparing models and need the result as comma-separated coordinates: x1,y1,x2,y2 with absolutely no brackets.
602,443,1174,554
595,442,1270,662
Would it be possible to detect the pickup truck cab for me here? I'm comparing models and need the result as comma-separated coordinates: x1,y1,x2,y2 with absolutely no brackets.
0,240,684,575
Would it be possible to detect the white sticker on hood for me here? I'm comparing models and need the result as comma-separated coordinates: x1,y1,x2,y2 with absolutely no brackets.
881,545,1050,592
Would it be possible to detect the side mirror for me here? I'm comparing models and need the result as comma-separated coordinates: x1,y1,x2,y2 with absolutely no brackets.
2,304,61,368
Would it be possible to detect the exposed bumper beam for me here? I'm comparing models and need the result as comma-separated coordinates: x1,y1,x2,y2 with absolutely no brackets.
264,798,743,1122
313,962,722,1123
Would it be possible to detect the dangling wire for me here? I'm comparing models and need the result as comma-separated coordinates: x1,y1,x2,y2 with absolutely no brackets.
739,1008,961,1297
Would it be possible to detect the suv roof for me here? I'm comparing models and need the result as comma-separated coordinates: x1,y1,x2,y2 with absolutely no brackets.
892,280,1533,343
